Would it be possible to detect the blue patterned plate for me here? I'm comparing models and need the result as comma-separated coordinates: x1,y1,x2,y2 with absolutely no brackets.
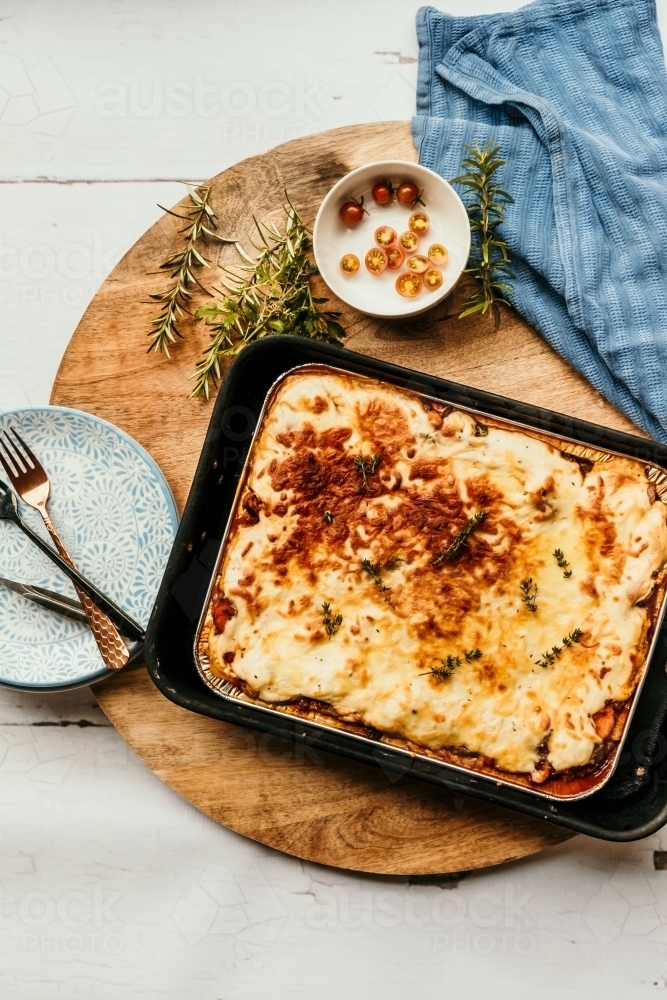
0,406,178,691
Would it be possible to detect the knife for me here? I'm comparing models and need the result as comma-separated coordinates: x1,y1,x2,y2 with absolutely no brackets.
0,577,145,659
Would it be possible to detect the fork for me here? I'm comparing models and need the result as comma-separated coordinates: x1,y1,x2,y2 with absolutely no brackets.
0,426,130,671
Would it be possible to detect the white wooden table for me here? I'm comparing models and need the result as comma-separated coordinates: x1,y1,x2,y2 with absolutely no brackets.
3,2,667,996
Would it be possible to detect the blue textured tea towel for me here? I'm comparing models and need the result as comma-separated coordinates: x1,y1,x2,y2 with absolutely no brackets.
413,0,667,442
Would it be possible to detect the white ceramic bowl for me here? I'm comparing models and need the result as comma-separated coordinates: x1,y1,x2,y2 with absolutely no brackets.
313,159,471,320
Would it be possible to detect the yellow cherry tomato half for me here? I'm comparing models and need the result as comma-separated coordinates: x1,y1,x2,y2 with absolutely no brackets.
396,272,422,297
406,254,429,274
398,231,419,252
365,247,388,275
339,253,360,275
374,225,397,248
423,268,443,290
409,212,430,235
427,243,448,266
385,246,405,270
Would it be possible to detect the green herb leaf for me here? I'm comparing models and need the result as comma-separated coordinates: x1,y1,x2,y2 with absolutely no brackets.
190,195,345,400
354,453,381,491
361,558,394,607
520,578,538,613
553,548,574,578
537,628,583,667
321,601,343,639
433,510,488,565
451,139,514,330
148,185,235,358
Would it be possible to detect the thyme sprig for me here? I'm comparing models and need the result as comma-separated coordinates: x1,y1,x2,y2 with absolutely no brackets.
520,578,538,613
321,601,342,639
355,453,381,491
191,197,345,399
451,139,514,328
148,184,234,357
422,649,482,681
536,629,582,668
361,558,393,607
553,548,573,578
433,510,487,566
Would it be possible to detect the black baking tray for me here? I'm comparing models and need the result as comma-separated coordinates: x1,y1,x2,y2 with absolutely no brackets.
144,336,667,841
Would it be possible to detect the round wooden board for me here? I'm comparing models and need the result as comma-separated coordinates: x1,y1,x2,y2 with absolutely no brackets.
51,122,639,875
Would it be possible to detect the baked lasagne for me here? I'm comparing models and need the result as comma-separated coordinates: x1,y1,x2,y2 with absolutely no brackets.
200,366,667,797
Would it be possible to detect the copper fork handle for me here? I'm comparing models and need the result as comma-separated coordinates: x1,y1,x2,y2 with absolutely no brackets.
40,509,130,671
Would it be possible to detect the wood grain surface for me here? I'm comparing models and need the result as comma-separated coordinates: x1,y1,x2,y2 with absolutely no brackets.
50,121,638,875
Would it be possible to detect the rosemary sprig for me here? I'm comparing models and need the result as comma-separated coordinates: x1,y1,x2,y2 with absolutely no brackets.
148,184,234,357
361,558,393,607
536,629,582,668
451,139,514,328
520,578,538,612
355,453,381,491
191,197,345,399
433,510,487,565
321,601,342,639
553,548,573,578
323,510,334,524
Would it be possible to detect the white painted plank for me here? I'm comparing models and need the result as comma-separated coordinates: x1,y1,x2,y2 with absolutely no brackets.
0,181,183,408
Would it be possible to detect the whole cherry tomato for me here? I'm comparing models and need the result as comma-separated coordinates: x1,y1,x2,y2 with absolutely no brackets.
372,180,393,205
339,198,366,226
396,181,423,207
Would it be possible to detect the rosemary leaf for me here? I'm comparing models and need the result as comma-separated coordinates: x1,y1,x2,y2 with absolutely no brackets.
451,140,514,329
191,196,345,400
148,184,235,357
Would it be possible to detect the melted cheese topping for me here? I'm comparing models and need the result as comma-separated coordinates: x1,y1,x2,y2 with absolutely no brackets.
206,368,667,779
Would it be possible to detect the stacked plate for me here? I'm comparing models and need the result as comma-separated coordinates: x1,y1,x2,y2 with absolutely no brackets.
0,406,178,691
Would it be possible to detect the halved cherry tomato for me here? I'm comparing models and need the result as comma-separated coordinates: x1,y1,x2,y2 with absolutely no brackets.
396,272,422,297
428,243,448,266
398,231,419,252
409,211,429,235
406,254,429,274
396,181,423,207
372,180,393,205
340,253,360,275
385,246,404,270
339,198,366,226
365,247,388,275
424,268,443,290
374,225,397,248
